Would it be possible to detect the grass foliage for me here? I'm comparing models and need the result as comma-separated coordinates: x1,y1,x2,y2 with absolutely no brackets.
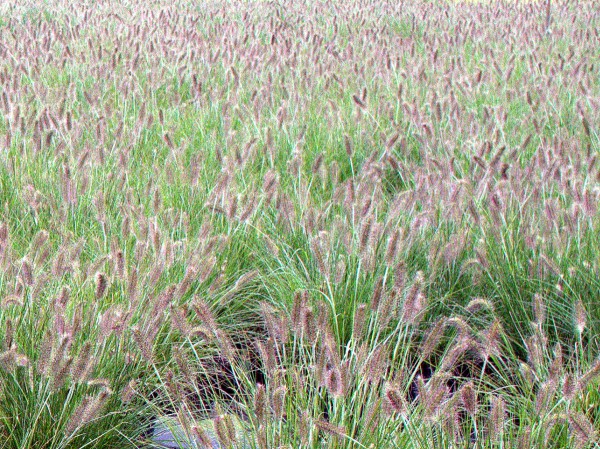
0,0,599,447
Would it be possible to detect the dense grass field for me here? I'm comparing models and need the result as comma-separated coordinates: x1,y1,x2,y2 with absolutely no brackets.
0,0,599,447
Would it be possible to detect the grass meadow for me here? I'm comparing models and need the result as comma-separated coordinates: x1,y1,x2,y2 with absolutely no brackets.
0,0,599,447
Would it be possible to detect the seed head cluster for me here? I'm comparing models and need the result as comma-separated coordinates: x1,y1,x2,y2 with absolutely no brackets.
0,0,598,447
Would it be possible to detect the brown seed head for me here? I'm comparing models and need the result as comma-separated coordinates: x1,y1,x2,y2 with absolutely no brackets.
315,419,346,438
420,318,446,360
272,385,287,420
535,379,557,414
533,293,546,325
568,412,596,448
95,272,108,299
71,342,94,384
460,382,477,417
488,395,506,438
353,303,368,340
21,258,34,286
385,384,407,415
192,425,214,449
192,298,219,334
254,383,267,425
120,379,137,404
574,299,587,334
